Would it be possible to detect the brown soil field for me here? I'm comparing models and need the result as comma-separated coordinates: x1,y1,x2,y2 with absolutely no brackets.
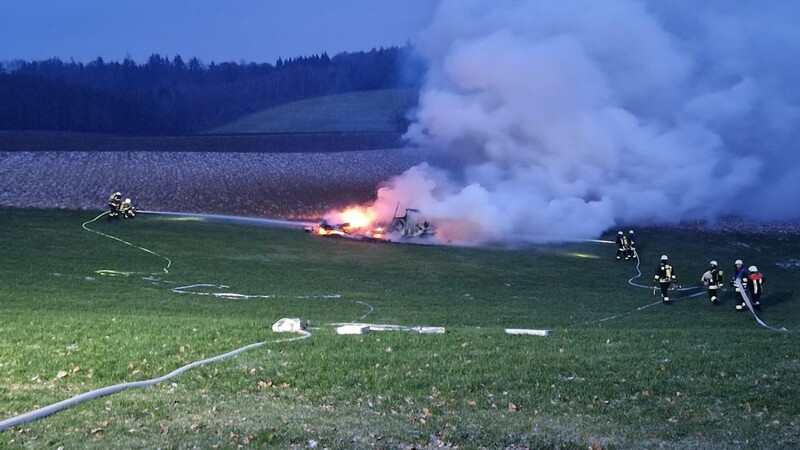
0,133,424,219
0,131,404,153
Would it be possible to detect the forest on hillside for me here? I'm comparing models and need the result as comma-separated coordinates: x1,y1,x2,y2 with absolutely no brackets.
0,46,424,135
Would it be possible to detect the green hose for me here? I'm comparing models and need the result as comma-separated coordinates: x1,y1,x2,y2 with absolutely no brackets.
81,211,172,276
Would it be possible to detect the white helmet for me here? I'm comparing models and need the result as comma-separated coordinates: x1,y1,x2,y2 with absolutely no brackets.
629,230,635,234
748,265,758,272
124,198,131,204
735,259,743,265
660,255,668,261
710,260,717,267
618,231,623,235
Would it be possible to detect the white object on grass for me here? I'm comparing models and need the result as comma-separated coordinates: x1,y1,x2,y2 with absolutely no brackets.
272,317,303,333
330,323,445,334
336,325,370,335
505,328,553,336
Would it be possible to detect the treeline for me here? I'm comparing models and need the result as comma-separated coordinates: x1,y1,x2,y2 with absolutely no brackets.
0,46,424,135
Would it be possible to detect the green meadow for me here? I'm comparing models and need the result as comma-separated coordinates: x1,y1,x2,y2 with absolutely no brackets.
1,208,798,449
206,89,417,134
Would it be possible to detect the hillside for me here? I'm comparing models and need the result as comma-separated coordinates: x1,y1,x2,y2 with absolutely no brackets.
0,88,417,151
206,88,418,134
1,48,424,135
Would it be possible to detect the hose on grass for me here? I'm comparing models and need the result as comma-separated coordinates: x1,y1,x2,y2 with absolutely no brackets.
591,250,705,324
0,331,311,432
627,250,702,294
734,279,787,331
81,211,172,277
2,212,318,433
598,249,787,331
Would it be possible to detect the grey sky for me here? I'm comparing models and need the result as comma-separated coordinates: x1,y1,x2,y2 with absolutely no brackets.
0,0,440,64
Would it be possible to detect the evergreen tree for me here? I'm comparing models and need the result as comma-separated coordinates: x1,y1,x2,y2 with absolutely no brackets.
0,46,424,134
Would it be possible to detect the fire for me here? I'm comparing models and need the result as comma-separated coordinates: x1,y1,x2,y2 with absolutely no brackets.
310,204,436,243
370,226,386,239
311,205,384,239
316,227,340,236
332,206,377,229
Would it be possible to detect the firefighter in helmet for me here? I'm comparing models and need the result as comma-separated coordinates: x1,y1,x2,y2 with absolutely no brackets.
731,259,749,311
700,260,723,305
107,191,122,221
626,230,637,260
654,255,677,303
746,265,764,309
119,198,136,219
615,231,629,260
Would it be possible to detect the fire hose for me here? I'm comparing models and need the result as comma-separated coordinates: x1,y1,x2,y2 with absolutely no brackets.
593,250,705,323
2,212,323,432
0,332,310,432
81,211,172,277
6,215,786,431
733,279,787,331
626,250,700,294
598,249,787,330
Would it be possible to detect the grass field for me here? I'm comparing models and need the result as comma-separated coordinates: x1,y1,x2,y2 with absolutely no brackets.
206,89,418,134
1,208,798,449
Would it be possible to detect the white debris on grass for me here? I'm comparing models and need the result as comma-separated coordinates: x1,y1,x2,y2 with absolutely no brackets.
505,328,553,336
272,317,304,333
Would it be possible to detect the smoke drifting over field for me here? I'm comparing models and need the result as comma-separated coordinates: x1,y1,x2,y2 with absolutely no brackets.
370,0,800,244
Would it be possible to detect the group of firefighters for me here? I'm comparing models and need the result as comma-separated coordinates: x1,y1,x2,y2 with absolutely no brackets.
107,191,136,220
615,230,637,261
616,229,765,311
105,195,768,310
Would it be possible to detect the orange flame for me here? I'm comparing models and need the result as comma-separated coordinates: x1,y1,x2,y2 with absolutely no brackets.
314,205,392,240
327,206,378,229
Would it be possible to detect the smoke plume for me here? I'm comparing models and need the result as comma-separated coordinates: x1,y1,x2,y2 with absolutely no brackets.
353,0,800,244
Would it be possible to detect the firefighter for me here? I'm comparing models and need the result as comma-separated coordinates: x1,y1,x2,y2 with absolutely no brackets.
119,198,136,219
700,260,723,305
626,230,637,260
746,265,764,309
615,231,629,260
731,259,749,311
107,191,122,221
654,255,677,303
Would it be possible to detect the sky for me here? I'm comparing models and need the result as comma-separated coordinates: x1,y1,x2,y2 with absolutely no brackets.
0,0,440,64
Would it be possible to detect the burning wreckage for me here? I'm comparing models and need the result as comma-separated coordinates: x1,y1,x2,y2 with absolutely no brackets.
306,207,436,242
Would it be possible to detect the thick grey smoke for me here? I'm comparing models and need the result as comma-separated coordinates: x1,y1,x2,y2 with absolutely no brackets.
356,0,800,244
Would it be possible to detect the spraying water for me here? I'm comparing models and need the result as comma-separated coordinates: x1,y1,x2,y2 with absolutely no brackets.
330,0,800,245
142,211,317,229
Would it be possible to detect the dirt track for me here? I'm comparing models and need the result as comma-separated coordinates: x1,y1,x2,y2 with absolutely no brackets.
0,140,425,219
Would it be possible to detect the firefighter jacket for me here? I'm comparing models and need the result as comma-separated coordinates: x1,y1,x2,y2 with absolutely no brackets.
654,263,676,283
701,267,723,289
616,234,629,251
747,272,764,295
108,195,122,211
